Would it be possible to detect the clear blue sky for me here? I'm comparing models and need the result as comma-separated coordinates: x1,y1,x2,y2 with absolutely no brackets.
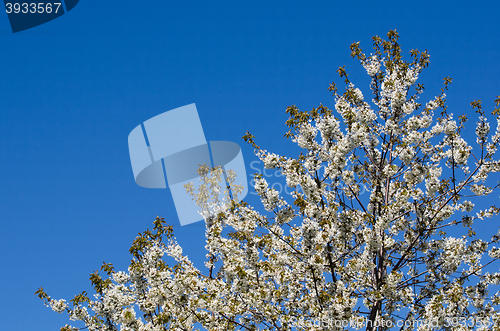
1,1,499,330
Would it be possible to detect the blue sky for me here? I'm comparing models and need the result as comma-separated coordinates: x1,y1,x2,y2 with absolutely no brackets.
1,1,500,330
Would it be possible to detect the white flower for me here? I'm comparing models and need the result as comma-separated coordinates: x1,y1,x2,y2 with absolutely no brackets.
165,243,183,260
49,299,68,313
489,247,500,259
353,87,364,101
396,145,414,165
317,115,342,142
425,166,442,196
383,164,398,178
471,184,492,196
263,153,280,169
402,101,416,114
426,100,439,111
120,307,137,325
460,201,474,212
476,118,490,138
69,306,89,321
431,123,444,135
293,122,317,149
113,271,130,284
444,120,457,135
363,55,381,77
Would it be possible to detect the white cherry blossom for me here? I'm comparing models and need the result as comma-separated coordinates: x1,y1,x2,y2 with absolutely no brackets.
37,30,500,331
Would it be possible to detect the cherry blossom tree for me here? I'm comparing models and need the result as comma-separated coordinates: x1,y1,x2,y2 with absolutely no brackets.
36,30,500,331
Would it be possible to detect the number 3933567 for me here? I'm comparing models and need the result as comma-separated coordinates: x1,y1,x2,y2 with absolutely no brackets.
3,1,79,33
